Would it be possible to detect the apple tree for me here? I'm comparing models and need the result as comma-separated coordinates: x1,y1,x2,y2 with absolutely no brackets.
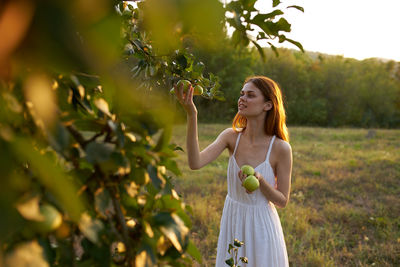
0,0,302,266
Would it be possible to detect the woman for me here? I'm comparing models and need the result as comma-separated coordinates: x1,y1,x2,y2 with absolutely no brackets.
174,76,292,267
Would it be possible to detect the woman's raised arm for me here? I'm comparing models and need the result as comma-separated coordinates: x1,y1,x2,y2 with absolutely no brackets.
174,83,231,170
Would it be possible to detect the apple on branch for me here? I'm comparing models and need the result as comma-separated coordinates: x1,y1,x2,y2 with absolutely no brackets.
170,79,203,95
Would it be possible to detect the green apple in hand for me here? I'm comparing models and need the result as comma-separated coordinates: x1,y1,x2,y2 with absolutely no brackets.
243,175,260,192
177,79,192,92
240,165,255,176
170,79,191,94
170,80,203,96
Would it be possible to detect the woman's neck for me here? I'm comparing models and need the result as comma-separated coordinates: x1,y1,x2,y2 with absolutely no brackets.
243,117,268,144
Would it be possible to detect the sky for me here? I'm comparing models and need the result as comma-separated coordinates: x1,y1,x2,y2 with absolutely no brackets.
253,0,400,61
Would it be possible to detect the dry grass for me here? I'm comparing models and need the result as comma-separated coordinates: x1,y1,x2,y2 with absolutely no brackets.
169,124,400,266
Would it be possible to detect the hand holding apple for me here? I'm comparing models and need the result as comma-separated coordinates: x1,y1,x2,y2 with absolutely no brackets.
239,165,260,193
240,165,255,176
170,80,204,95
172,79,197,115
243,175,260,192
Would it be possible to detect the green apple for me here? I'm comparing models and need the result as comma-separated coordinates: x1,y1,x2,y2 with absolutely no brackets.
243,175,259,192
193,85,204,95
176,79,192,93
33,204,62,233
240,165,255,176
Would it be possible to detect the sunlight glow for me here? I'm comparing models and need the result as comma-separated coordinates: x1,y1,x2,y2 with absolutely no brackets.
255,0,400,61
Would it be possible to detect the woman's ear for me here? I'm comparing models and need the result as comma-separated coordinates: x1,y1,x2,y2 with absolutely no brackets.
264,101,273,111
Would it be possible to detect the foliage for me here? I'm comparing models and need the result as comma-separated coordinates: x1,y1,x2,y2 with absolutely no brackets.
195,47,400,128
120,1,224,101
225,239,248,267
225,0,304,60
190,37,258,123
0,0,302,266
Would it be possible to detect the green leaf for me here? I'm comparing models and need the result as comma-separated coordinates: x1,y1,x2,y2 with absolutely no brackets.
147,164,165,190
186,240,202,263
287,5,304,12
73,119,105,132
12,137,84,220
225,257,234,266
285,37,304,52
267,42,279,57
160,158,182,176
226,1,242,13
85,142,114,164
256,31,266,40
276,17,291,32
156,194,181,211
273,0,281,8
242,0,257,11
175,54,188,70
228,243,234,254
193,62,205,74
251,10,284,25
153,126,172,152
231,30,242,46
115,122,125,148
176,209,192,228
47,122,71,155
94,188,114,219
251,40,266,62
78,212,104,244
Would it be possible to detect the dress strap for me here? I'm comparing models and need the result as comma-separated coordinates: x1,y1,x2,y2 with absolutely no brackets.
266,135,276,161
232,132,242,157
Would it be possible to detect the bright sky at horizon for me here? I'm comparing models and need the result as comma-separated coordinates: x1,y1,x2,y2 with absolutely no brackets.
254,0,400,61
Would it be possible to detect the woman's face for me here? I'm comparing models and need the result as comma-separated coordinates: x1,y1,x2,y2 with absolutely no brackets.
238,82,271,117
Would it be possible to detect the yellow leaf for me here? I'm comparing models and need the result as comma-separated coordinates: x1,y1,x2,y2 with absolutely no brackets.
24,74,57,128
5,241,49,267
144,221,154,238
160,226,182,252
16,196,45,221
94,98,112,117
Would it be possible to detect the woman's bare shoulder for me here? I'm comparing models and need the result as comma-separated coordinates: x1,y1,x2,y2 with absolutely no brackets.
273,137,292,155
220,128,239,150
220,127,238,140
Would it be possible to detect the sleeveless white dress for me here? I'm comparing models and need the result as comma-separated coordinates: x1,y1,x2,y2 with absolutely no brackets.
215,132,289,267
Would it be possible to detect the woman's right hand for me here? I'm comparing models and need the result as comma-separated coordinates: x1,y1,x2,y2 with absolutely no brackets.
173,82,198,116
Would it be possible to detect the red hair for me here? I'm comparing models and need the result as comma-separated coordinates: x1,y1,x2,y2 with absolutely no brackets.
232,76,289,142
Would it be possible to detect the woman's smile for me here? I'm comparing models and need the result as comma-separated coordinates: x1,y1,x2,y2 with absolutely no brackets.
238,103,247,109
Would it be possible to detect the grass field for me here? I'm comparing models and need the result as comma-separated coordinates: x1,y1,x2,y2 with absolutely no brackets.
169,124,400,266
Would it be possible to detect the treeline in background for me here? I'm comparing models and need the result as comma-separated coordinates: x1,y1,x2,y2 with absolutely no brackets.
191,39,400,128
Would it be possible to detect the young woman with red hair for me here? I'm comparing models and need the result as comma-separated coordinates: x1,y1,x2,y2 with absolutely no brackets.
174,76,292,267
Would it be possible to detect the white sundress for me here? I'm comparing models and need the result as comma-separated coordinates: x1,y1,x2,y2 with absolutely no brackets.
215,132,289,267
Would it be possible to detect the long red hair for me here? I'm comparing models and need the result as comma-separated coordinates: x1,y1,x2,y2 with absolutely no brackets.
232,76,289,142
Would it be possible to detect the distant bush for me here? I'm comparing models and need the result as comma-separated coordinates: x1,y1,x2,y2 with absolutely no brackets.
195,47,400,128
